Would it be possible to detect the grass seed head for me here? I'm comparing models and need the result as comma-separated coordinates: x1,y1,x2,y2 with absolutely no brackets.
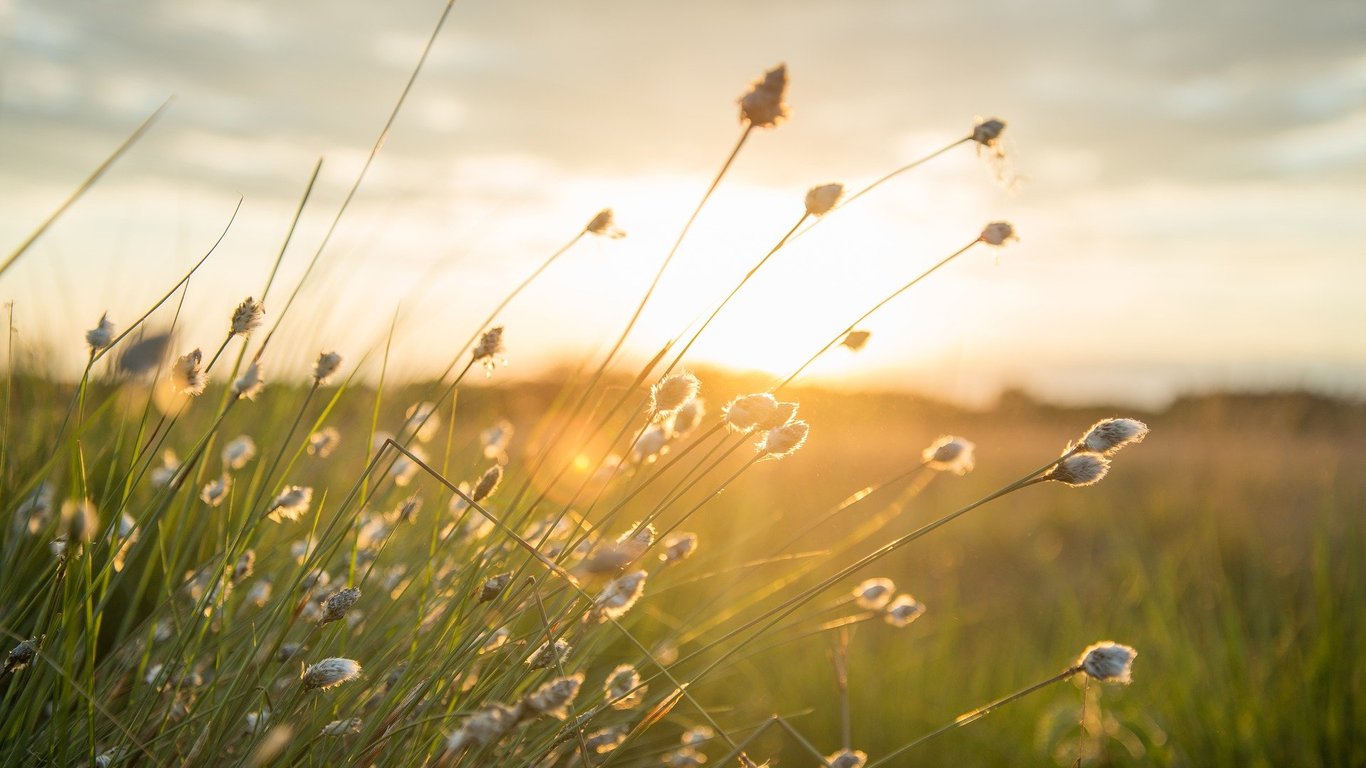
318,586,361,626
632,424,670,464
760,419,809,459
223,435,257,469
804,183,844,216
445,701,522,751
605,663,645,709
651,371,701,415
662,532,699,562
478,572,512,603
826,749,868,768
585,726,628,754
472,326,507,374
664,748,708,768
979,221,1018,246
884,594,926,627
524,673,584,719
1077,418,1149,455
922,435,976,475
232,361,265,400
301,657,361,690
724,393,782,432
1045,453,1110,487
481,419,514,459
313,350,342,384
320,717,362,736
200,474,231,507
595,570,648,621
526,638,571,669
307,427,340,458
267,485,313,522
586,208,626,238
681,725,714,747
672,398,706,437
852,577,895,610
841,329,871,351
972,117,1007,147
229,296,265,336
1078,641,1137,684
4,636,41,674
472,463,504,502
172,348,207,396
740,63,789,128
85,312,115,352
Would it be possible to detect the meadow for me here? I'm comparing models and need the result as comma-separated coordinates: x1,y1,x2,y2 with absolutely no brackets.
0,32,1362,768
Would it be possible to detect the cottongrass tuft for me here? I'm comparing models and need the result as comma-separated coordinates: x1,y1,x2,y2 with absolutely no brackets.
478,572,512,603
200,475,231,507
739,63,789,128
604,663,646,709
472,464,504,503
586,208,626,238
300,657,362,690
1044,453,1110,487
230,297,265,336
760,419,809,458
979,221,1017,246
826,748,868,768
4,636,40,674
85,312,115,352
631,424,669,464
473,326,507,374
971,117,1007,148
594,570,648,621
841,329,871,351
662,748,708,767
661,532,699,562
313,350,342,384
525,638,571,669
1077,418,1149,455
481,419,514,459
852,577,895,610
232,361,265,400
307,427,340,458
404,401,441,442
445,701,522,752
804,183,844,216
651,371,701,415
884,594,926,627
672,398,706,437
585,726,628,754
922,435,976,475
523,673,584,719
681,726,714,747
1078,641,1137,684
171,348,206,396
150,450,179,488
267,486,313,522
318,586,361,626
320,717,362,736
724,393,797,432
223,435,257,469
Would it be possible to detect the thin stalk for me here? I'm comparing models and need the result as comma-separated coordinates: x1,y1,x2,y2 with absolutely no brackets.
865,666,1082,767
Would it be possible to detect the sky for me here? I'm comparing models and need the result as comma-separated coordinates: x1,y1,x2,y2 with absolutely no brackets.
2,0,1364,407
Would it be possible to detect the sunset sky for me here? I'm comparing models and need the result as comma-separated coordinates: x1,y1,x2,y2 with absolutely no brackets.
2,0,1363,406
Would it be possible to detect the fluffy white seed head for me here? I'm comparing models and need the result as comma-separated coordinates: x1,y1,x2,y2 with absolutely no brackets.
804,183,844,217
595,570,648,621
313,351,342,384
320,718,362,737
1045,453,1111,487
307,427,340,458
922,435,976,475
478,572,512,603
525,638,571,669
300,657,361,690
403,401,441,443
472,464,503,503
472,326,506,374
760,419,809,459
150,450,180,488
826,749,868,768
523,673,584,719
631,424,669,465
664,748,708,767
681,726,714,747
586,208,626,238
604,664,645,709
1077,418,1149,455
318,586,360,626
171,349,207,396
979,221,1017,246
230,297,265,336
223,435,257,469
4,637,41,674
232,362,265,400
852,577,895,610
661,532,698,563
445,701,522,752
86,313,116,352
585,726,628,755
1078,641,1137,684
724,393,797,432
739,63,789,128
200,475,231,507
651,371,700,415
971,117,1007,147
268,486,313,522
481,419,514,460
884,594,926,627
672,398,706,438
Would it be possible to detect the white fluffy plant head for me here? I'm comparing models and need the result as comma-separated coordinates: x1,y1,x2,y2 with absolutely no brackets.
85,312,115,352
1078,641,1137,684
739,63,789,128
804,183,844,217
232,361,265,400
650,371,700,415
1077,418,1150,455
300,657,361,690
586,208,626,238
922,435,976,475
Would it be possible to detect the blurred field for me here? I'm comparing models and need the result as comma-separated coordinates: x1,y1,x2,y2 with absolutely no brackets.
5,364,1359,766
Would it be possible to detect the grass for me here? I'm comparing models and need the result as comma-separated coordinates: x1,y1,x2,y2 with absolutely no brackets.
0,38,1360,768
